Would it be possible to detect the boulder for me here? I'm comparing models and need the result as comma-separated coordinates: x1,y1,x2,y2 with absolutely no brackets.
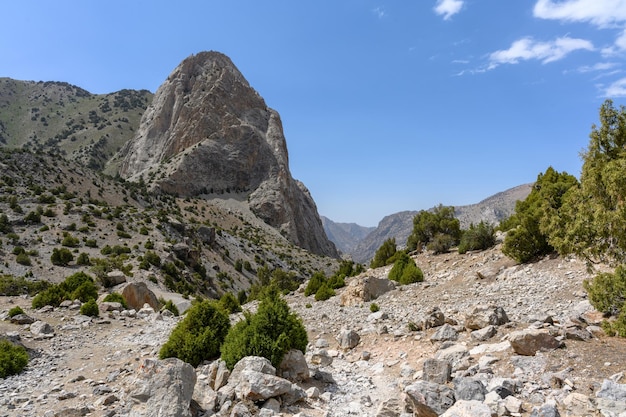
454,377,486,402
430,323,459,342
10,313,35,325
405,380,455,415
562,393,596,417
434,343,470,371
129,358,196,417
105,270,127,287
464,305,509,330
197,226,215,244
421,307,446,330
278,349,309,382
309,349,333,367
423,358,451,385
509,328,562,356
30,320,54,337
122,282,160,311
470,325,497,342
440,400,493,417
99,301,123,313
337,328,360,349
340,276,395,306
530,400,561,417
235,370,293,402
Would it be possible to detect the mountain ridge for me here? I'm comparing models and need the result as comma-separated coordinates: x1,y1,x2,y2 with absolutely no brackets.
324,183,533,263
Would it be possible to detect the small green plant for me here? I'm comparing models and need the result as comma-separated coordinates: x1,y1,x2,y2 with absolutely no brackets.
80,299,99,317
76,252,91,266
370,303,380,313
408,322,419,332
51,247,74,266
221,287,308,370
15,252,31,266
0,275,49,296
0,339,29,378
314,283,335,301
584,265,626,336
388,252,424,285
61,233,80,248
8,306,25,318
161,299,179,316
32,285,67,309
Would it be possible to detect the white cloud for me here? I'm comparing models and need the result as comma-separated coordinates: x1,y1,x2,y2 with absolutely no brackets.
534,0,626,27
574,62,618,73
434,0,464,20
488,36,594,69
604,77,626,96
372,7,386,19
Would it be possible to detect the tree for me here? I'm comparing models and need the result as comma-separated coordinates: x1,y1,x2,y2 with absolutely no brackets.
406,205,460,252
370,238,397,268
458,221,496,254
547,100,626,265
51,247,74,266
501,167,578,263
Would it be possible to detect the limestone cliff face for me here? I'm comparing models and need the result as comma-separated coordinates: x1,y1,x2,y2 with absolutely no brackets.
118,51,338,258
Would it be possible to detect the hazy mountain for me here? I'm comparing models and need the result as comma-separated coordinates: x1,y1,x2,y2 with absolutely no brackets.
347,183,533,264
321,216,376,255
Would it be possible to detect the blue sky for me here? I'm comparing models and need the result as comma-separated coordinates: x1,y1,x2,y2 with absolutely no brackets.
3,1,626,226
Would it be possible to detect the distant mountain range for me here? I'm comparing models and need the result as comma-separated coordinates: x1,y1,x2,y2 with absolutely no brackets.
323,183,533,263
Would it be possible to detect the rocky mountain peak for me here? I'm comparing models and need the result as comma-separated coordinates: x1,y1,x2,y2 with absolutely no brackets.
117,51,338,258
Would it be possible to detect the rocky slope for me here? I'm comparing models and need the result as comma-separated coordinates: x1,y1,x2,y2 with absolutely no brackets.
349,184,533,264
115,51,337,258
2,243,625,417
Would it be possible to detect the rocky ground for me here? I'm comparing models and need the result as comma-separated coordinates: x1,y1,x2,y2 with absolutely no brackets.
2,242,626,417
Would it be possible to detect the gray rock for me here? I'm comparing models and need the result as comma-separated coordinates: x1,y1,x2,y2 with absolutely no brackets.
10,313,35,325
30,320,54,336
530,400,561,417
105,270,127,286
376,397,404,417
423,358,451,385
421,307,445,330
234,370,293,402
454,377,486,401
277,349,309,382
470,325,497,342
434,343,470,371
337,328,360,349
597,379,626,401
430,323,459,342
340,276,396,306
99,301,123,313
128,357,196,417
405,380,455,415
440,400,493,417
214,359,230,391
509,328,562,356
465,305,509,330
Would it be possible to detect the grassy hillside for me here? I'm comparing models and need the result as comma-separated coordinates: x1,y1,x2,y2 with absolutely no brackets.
0,78,152,170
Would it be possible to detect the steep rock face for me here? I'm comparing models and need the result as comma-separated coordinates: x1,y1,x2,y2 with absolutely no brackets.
118,51,337,258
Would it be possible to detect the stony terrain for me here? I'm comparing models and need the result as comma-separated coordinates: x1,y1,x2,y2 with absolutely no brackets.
2,240,625,417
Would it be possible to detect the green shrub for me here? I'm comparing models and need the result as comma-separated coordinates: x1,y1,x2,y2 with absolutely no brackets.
159,300,230,367
51,248,73,266
314,283,335,301
70,281,98,303
305,271,326,297
458,221,496,254
23,211,41,224
144,251,161,267
12,246,25,255
584,266,626,317
370,303,380,313
76,252,91,266
219,292,241,314
80,299,99,317
162,300,179,316
270,269,300,294
370,238,397,268
427,233,455,254
0,339,28,378
388,252,424,285
502,226,545,264
85,239,98,248
32,285,67,309
103,292,128,309
61,233,80,248
15,252,31,266
0,275,49,296
60,272,94,294
8,306,24,318
327,274,345,289
221,288,308,370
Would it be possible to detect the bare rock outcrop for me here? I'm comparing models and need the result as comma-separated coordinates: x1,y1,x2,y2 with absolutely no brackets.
117,51,337,258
